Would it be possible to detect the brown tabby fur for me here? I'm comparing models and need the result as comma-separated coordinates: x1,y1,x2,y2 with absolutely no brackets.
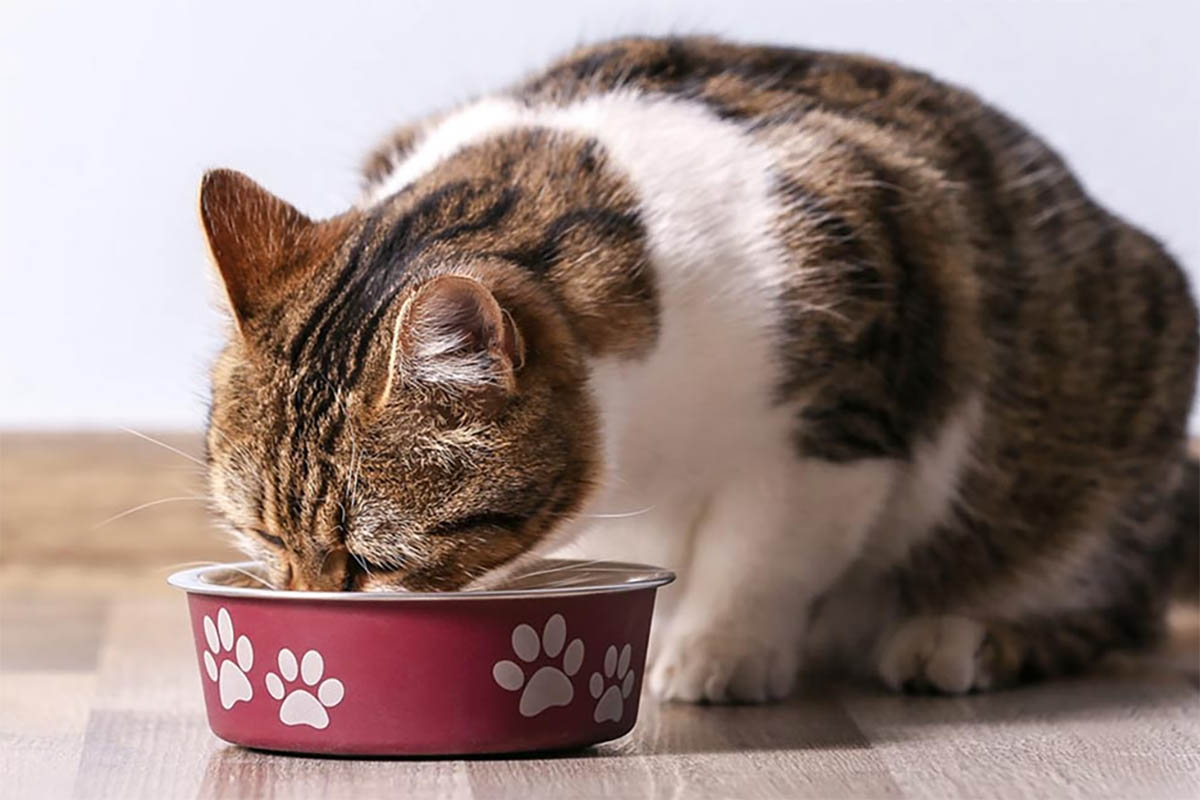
203,37,1198,690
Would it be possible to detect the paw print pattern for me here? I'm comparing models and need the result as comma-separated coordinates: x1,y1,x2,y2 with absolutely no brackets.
492,614,584,717
265,648,345,730
589,643,635,723
202,607,253,710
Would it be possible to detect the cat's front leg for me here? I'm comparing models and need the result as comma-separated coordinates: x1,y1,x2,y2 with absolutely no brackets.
648,457,895,703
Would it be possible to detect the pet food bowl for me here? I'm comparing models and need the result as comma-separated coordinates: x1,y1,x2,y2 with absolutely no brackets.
168,559,673,756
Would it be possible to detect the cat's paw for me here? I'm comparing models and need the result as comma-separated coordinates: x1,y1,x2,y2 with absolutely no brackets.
648,627,798,704
877,615,992,694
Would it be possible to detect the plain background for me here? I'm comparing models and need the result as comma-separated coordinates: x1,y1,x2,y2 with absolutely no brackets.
2,0,1197,430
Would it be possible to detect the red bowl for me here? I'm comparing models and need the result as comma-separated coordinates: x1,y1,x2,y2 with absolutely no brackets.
168,560,673,756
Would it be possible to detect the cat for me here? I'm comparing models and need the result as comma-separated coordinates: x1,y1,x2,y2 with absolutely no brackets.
201,37,1199,703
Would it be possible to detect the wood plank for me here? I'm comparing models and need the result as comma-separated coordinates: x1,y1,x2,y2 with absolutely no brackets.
466,696,902,799
0,591,109,671
0,672,97,800
196,746,472,800
844,670,1200,800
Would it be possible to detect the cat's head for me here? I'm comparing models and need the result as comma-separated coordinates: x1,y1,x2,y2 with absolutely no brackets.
199,169,600,591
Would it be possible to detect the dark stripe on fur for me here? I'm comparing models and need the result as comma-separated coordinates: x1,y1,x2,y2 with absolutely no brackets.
494,208,642,275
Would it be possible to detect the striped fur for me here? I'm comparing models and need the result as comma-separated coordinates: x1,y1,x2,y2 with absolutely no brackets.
202,37,1198,702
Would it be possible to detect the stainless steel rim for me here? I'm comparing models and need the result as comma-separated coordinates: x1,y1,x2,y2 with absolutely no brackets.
167,560,675,601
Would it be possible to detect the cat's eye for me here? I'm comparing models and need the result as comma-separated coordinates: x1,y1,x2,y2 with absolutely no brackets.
251,529,285,549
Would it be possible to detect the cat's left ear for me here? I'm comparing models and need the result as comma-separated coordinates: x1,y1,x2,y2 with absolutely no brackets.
198,169,331,333
371,275,525,407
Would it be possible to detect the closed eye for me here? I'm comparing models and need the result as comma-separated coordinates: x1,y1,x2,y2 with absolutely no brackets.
424,511,529,537
251,529,285,549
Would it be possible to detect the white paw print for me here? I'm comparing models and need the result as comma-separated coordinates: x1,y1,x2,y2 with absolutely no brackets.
492,613,584,717
265,648,345,730
202,607,253,710
589,643,635,723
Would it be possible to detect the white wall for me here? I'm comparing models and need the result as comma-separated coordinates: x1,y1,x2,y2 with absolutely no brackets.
2,0,1197,430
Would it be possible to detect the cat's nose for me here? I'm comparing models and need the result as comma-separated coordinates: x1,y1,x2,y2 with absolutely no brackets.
286,548,349,591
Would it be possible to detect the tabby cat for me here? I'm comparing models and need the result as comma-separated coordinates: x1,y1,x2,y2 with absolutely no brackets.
201,37,1198,703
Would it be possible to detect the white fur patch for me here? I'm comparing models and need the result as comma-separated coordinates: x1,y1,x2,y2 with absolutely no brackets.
366,98,524,203
646,453,896,702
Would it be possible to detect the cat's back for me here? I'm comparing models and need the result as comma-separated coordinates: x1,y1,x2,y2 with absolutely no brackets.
367,37,988,204
363,36,1197,454
514,37,1198,526
517,36,968,127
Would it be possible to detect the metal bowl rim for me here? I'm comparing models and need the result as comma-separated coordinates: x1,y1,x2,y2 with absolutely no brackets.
168,559,675,601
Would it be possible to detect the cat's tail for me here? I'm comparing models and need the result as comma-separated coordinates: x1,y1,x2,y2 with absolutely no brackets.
1168,452,1199,602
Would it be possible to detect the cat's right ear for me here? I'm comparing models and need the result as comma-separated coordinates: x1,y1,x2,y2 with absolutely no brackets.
198,169,317,333
366,275,526,409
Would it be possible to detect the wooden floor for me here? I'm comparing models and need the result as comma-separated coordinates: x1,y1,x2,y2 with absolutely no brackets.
2,432,1198,799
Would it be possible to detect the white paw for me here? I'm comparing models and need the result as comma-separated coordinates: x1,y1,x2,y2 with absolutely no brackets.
589,643,635,723
492,613,584,717
201,607,254,710
649,628,798,704
877,615,987,694
265,648,345,729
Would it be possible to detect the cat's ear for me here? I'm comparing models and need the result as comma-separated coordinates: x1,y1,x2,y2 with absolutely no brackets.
373,275,525,406
198,169,316,331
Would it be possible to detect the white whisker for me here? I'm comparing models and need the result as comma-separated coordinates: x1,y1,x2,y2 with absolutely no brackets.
159,560,223,572
120,427,206,467
577,505,655,520
92,496,208,529
351,552,374,577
